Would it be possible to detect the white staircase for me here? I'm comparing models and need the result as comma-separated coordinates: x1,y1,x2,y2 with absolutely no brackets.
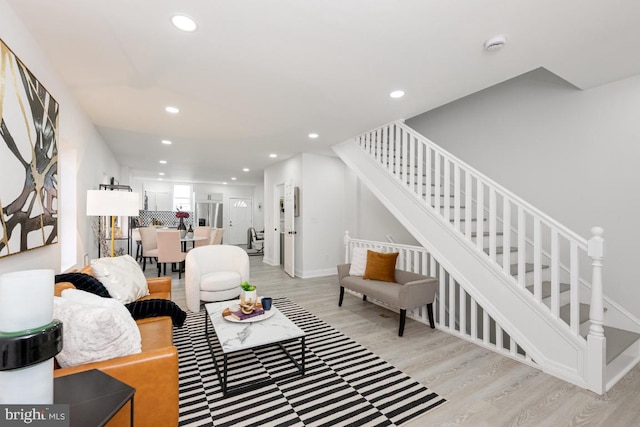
333,120,640,394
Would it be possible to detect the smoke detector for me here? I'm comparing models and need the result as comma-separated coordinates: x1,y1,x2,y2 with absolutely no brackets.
484,35,507,51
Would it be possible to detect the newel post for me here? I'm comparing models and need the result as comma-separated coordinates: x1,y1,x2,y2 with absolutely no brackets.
587,226,606,394
344,231,351,263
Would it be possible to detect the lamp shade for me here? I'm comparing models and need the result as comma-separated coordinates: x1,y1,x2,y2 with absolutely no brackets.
87,190,140,216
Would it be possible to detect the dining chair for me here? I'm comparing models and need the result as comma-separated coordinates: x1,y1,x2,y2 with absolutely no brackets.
209,228,224,245
138,226,158,271
156,230,187,278
194,226,211,248
131,228,142,261
248,227,264,254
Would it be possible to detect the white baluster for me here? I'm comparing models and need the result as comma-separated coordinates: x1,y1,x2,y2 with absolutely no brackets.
344,230,350,263
448,275,455,330
475,179,484,251
453,164,461,231
401,129,409,184
502,197,511,274
439,264,446,327
395,125,402,179
417,142,424,202
489,187,496,262
382,126,388,170
465,173,472,240
533,218,542,301
443,159,451,222
587,226,605,394
459,287,466,335
434,152,441,211
550,229,560,317
517,207,526,288
471,299,478,340
426,147,432,205
375,128,381,161
409,135,416,191
483,310,490,345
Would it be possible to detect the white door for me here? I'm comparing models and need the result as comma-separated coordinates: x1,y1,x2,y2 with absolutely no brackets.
284,180,295,277
229,198,252,244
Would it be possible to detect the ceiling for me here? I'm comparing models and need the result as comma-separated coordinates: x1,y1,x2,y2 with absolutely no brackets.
8,0,640,185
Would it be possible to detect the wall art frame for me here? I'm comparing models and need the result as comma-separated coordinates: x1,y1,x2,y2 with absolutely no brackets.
0,38,59,258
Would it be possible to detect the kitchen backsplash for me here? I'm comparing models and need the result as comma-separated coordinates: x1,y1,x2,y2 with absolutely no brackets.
138,210,194,227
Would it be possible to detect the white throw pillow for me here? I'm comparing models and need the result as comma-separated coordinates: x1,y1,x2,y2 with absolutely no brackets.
53,289,142,368
90,254,149,303
349,247,368,276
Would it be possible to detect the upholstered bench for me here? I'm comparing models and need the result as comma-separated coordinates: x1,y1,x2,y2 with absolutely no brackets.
337,264,438,336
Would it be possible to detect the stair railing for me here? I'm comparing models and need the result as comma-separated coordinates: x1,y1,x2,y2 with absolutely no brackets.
355,120,607,392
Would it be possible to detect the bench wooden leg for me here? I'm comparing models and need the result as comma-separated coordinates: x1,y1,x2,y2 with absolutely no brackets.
338,286,344,306
399,309,406,337
427,303,435,329
362,295,367,302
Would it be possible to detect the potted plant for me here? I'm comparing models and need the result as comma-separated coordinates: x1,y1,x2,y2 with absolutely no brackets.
240,282,257,304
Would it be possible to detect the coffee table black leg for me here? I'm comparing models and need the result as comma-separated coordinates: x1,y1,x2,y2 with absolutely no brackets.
130,397,134,427
222,355,229,396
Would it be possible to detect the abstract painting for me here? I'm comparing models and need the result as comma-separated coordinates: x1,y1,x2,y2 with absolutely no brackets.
0,39,59,258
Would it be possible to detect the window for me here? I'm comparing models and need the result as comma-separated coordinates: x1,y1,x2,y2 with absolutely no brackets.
173,184,192,211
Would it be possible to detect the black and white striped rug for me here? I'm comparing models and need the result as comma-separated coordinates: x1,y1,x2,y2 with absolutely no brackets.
174,297,446,426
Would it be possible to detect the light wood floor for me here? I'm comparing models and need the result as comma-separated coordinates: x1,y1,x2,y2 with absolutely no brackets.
144,253,640,427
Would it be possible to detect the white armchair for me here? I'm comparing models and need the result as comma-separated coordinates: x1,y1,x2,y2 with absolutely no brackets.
185,245,249,312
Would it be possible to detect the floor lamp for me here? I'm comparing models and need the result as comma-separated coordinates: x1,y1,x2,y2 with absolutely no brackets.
87,190,140,257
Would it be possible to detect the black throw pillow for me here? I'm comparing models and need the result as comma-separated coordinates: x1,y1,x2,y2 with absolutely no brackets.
124,299,187,327
55,273,111,298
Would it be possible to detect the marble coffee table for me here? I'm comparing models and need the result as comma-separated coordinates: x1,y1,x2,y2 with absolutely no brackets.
204,300,306,397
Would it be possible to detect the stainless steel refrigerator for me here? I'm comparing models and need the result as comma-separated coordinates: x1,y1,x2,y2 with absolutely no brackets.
195,202,223,228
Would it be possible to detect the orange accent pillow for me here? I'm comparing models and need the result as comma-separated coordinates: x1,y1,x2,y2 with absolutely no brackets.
363,251,398,282
79,265,94,276
54,282,76,297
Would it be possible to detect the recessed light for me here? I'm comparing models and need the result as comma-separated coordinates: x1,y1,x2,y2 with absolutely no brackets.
231,177,237,181
159,160,167,164
158,178,163,181
159,172,165,176
308,133,319,139
390,90,405,99
242,168,250,172
165,106,180,114
171,14,197,32
269,154,277,158
222,182,228,185
161,139,172,145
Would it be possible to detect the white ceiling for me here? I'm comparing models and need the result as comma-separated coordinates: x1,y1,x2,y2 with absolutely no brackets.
8,0,640,185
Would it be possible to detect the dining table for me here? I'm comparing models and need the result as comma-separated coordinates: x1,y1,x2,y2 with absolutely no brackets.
180,235,208,252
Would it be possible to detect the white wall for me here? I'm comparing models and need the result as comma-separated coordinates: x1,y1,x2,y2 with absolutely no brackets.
406,67,640,317
343,169,419,246
300,153,346,277
0,3,120,275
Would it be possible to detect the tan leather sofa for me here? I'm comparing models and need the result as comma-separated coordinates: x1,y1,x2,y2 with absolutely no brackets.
54,277,179,427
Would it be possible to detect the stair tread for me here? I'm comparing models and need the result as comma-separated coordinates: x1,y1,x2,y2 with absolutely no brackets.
525,281,571,299
604,326,640,364
559,303,590,325
471,231,504,237
510,263,549,275
484,246,517,255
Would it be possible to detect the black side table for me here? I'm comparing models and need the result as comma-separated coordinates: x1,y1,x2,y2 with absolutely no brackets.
54,369,135,427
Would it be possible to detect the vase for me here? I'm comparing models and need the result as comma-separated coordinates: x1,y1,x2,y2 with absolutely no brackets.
242,289,257,304
186,224,194,239
177,218,187,238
